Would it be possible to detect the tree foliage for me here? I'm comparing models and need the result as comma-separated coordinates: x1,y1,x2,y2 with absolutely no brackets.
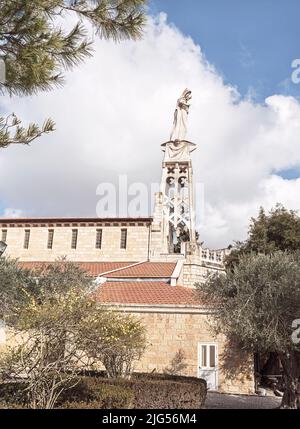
30,258,92,300
0,291,92,409
226,204,300,270
0,257,36,320
0,114,55,148
0,259,94,408
197,251,300,408
0,259,146,408
0,258,91,321
0,0,147,148
78,306,146,378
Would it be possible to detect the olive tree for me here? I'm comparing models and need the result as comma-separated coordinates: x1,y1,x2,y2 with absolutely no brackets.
0,257,37,320
197,252,300,409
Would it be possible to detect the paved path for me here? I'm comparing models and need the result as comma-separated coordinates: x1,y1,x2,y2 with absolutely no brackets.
205,392,282,409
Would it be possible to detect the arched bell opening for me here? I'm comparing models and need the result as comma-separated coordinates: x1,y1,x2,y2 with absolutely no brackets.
165,176,176,200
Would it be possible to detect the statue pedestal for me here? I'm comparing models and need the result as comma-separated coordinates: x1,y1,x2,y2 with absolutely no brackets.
161,140,197,163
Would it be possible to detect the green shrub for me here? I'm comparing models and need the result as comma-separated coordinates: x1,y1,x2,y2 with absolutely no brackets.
0,382,28,407
60,400,104,409
58,376,133,409
0,401,25,409
133,380,206,409
79,311,146,379
1,374,207,409
102,373,207,409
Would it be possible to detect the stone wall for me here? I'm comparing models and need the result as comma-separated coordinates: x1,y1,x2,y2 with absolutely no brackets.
182,263,209,288
2,225,151,262
0,308,255,395
125,308,255,395
182,256,225,289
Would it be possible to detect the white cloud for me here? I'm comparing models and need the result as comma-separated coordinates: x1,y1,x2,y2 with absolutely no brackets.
2,208,24,218
0,13,300,248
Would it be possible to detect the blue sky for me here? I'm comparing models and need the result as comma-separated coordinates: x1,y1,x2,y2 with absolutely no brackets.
149,0,300,101
149,0,300,181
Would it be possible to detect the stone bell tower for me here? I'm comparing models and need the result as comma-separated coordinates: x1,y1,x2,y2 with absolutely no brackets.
150,89,228,282
159,139,197,253
151,89,198,255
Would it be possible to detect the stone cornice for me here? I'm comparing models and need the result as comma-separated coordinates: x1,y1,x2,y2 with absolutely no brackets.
0,217,153,228
99,303,214,315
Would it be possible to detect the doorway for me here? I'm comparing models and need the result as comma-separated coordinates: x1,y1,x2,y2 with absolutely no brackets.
198,343,218,391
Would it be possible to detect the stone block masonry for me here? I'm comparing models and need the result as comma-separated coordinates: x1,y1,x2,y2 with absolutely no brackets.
0,218,152,262
122,307,255,395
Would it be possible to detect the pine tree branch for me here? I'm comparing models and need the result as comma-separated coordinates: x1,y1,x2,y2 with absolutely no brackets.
0,1,147,96
64,0,146,42
0,0,147,149
0,114,55,148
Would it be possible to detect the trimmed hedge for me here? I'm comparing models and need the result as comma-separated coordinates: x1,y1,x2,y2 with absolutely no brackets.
0,378,133,409
0,382,27,408
0,374,207,409
57,377,133,409
100,373,207,409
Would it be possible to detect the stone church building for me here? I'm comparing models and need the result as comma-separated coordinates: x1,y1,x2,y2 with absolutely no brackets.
0,91,255,394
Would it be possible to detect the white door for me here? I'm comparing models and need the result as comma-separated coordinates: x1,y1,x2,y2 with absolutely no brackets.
198,343,218,391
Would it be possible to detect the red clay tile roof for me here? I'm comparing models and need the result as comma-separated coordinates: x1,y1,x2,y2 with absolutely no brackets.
18,261,135,277
95,281,201,306
18,261,177,278
18,261,201,306
105,262,176,278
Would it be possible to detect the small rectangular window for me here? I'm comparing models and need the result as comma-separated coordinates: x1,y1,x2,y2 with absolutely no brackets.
24,230,30,249
120,229,127,249
71,229,78,249
1,229,7,243
209,345,216,368
95,229,102,249
0,320,6,345
201,345,207,367
47,229,54,249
